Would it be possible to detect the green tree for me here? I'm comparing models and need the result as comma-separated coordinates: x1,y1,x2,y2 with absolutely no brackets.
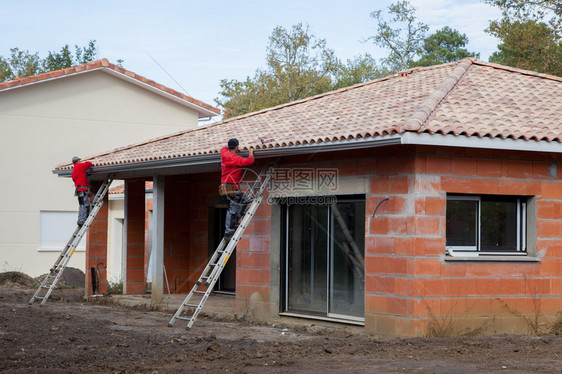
484,0,561,28
333,54,385,89
43,40,98,72
412,27,479,67
485,0,561,76
368,0,429,72
0,40,99,82
488,19,561,76
216,23,339,118
7,48,42,79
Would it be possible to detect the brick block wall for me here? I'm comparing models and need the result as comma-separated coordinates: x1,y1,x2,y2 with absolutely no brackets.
163,173,216,294
85,192,109,296
404,146,562,336
235,186,272,319
125,180,146,294
267,146,561,336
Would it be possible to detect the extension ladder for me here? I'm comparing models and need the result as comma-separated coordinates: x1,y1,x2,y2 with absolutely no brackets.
30,179,113,305
168,167,273,329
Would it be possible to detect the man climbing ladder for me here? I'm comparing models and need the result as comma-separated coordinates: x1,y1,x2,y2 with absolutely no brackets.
168,158,273,330
220,138,255,240
30,178,112,305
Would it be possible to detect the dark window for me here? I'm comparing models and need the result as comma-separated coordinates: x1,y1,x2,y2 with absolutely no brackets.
446,195,526,255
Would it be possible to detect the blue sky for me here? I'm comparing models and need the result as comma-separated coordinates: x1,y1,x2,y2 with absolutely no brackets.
1,0,502,110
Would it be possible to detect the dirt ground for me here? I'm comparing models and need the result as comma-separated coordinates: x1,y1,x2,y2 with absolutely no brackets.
1,279,561,373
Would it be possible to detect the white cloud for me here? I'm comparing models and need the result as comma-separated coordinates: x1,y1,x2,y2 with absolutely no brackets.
410,0,503,59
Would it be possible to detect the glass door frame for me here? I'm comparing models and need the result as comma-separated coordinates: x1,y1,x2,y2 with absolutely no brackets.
281,195,365,322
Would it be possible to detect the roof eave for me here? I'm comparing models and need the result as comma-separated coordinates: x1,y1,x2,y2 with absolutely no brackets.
53,134,403,177
402,132,562,153
101,68,219,118
53,133,562,178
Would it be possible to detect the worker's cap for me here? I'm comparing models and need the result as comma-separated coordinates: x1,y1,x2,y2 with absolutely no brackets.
227,138,239,149
72,156,81,164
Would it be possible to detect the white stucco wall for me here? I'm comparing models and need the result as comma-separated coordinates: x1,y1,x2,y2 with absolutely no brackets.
0,71,203,276
107,195,125,284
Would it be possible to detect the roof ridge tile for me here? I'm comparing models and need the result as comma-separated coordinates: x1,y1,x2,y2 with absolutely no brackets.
472,59,562,82
403,58,473,132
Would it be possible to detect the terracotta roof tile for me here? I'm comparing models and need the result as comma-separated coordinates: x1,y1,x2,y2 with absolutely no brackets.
0,59,220,116
55,59,562,170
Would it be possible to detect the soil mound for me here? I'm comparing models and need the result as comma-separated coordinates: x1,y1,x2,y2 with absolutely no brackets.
34,267,86,288
0,271,36,288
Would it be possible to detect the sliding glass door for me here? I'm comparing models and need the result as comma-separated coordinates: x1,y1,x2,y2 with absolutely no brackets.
285,196,365,320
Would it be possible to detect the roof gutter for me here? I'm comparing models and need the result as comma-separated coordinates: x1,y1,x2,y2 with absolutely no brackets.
53,132,562,178
401,133,562,153
53,134,403,177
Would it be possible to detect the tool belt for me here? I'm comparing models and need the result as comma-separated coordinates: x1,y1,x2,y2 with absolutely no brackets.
74,186,88,196
218,183,238,196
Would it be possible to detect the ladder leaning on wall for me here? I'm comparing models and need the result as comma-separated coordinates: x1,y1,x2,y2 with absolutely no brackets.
168,167,273,329
29,179,112,305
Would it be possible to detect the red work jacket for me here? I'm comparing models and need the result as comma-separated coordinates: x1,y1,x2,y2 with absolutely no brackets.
220,147,254,185
72,161,92,191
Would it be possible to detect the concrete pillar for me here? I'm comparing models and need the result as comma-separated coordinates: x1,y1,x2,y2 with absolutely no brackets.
125,180,146,294
151,175,165,305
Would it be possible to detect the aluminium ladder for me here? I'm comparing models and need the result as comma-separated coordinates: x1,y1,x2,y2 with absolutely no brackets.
30,179,113,305
168,167,273,329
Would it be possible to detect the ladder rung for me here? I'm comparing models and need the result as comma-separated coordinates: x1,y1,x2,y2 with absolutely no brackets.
41,286,50,289
201,276,209,279
184,303,198,308
175,316,191,321
194,291,206,294
34,296,44,300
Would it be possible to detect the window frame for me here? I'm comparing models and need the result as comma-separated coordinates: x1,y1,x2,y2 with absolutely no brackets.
38,210,86,252
446,194,527,256
281,194,366,322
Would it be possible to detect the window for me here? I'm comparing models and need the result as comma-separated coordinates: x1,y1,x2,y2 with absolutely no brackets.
283,195,365,321
39,211,85,252
446,195,527,256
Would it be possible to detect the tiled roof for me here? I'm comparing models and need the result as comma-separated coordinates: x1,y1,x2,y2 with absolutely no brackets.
55,58,562,170
0,59,220,116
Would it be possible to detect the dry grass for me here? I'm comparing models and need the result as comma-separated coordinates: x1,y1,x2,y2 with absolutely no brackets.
424,303,486,337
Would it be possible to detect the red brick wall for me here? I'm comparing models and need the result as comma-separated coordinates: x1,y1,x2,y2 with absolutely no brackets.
238,146,561,336
110,145,561,336
235,187,272,317
125,180,146,294
162,173,216,294
85,192,109,295
403,146,562,336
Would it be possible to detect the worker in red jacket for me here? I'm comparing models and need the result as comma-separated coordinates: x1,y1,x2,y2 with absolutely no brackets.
71,156,93,226
221,138,254,240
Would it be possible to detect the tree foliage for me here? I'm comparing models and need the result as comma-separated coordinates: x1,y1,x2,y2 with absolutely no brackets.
488,19,561,75
486,0,562,76
216,2,482,118
412,27,479,67
216,24,344,118
367,0,429,72
333,54,384,90
485,0,562,27
0,40,98,82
